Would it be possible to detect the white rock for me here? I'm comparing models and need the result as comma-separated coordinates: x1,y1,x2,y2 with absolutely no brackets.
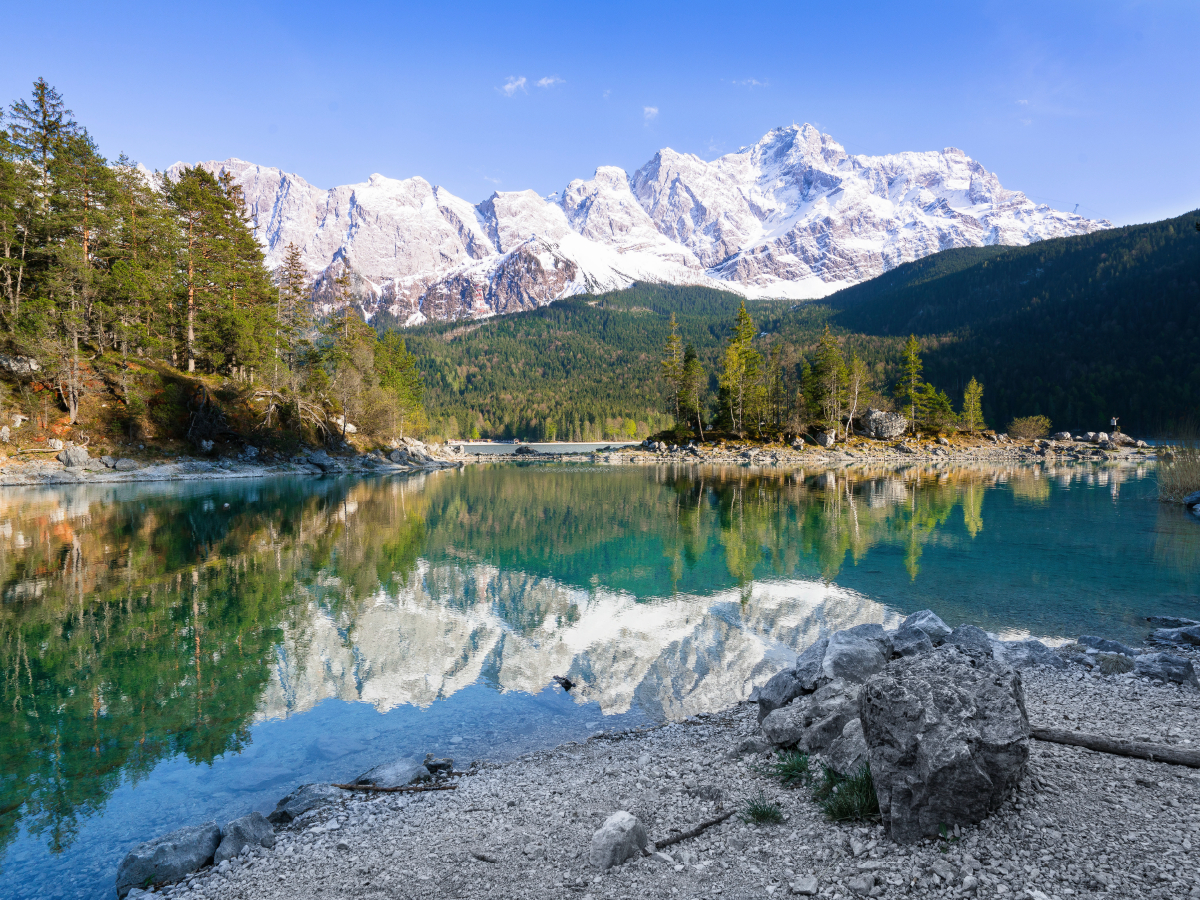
589,811,648,870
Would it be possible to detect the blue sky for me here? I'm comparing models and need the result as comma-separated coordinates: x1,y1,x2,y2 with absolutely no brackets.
4,1,1197,225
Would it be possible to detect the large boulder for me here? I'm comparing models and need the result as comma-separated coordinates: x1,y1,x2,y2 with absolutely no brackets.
353,757,430,788
863,408,908,441
814,431,836,449
589,811,648,869
57,445,90,467
214,812,274,865
946,624,995,658
859,649,1030,843
267,783,344,824
901,610,952,644
114,459,139,471
1051,432,1073,441
115,822,221,897
1182,491,1200,511
1134,652,1200,689
821,624,892,683
990,639,1068,670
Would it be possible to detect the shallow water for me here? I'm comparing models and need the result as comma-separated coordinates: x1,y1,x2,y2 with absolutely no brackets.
0,461,1196,898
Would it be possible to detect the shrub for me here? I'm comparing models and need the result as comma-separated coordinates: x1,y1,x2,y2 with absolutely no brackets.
741,790,785,825
1008,415,1052,440
770,750,812,788
1158,433,1200,503
813,765,880,822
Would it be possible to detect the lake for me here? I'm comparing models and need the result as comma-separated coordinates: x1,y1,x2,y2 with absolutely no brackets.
0,460,1197,898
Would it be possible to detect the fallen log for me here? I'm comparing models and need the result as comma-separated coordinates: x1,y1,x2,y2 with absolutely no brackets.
332,782,458,794
1031,727,1200,768
652,809,737,851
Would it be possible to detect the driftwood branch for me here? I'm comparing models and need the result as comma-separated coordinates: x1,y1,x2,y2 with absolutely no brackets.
652,809,737,851
1031,727,1200,768
332,782,458,794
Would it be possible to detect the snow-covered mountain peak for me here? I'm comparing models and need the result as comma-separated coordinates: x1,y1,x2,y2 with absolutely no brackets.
180,124,1109,321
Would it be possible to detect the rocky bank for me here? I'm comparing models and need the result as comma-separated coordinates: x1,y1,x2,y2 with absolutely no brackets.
113,616,1200,900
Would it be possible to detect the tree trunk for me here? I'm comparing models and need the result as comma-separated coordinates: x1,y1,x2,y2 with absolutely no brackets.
1031,727,1200,768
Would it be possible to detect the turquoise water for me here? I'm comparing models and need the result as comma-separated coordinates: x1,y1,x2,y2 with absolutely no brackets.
0,461,1196,898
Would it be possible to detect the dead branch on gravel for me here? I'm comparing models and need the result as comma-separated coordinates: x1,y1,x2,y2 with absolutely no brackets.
1032,727,1200,768
332,782,459,794
652,809,737,851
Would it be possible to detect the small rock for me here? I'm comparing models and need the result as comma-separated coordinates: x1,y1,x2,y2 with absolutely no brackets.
824,717,869,777
267,783,344,824
355,757,431,788
822,624,892,683
0,425,8,443
791,875,819,895
900,609,952,644
757,668,805,723
57,445,90,467
793,636,830,691
336,840,350,851
424,754,454,774
990,639,1067,670
946,624,994,658
589,811,648,870
100,455,115,468
891,624,934,658
1134,652,1200,689
847,873,875,896
215,812,274,864
1078,634,1139,657
48,438,64,451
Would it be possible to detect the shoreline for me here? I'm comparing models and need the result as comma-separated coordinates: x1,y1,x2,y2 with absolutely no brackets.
115,620,1200,900
0,435,1161,489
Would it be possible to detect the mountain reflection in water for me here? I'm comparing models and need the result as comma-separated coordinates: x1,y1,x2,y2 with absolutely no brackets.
0,460,1195,898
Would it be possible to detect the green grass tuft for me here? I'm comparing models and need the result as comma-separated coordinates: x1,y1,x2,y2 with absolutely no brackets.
742,790,785,825
812,764,880,822
770,749,812,787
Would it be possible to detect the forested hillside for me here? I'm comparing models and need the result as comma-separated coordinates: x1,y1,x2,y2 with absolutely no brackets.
405,212,1199,440
825,211,1200,432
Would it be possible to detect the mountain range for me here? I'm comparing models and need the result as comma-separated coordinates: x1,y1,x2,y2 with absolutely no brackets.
172,124,1109,323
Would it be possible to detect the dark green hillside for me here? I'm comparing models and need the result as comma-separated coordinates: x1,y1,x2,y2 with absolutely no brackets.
400,285,801,440
826,212,1200,432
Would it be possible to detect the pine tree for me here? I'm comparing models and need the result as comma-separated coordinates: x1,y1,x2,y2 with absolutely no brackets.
376,330,426,441
961,377,985,432
895,334,924,435
660,312,684,421
808,326,847,436
718,300,762,435
680,343,706,440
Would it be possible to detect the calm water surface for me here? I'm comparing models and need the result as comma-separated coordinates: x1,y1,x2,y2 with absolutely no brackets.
0,461,1197,898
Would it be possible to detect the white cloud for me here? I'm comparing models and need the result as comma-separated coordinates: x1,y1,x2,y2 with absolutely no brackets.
483,175,501,185
1017,98,1030,105
500,76,527,96
602,89,611,99
733,78,768,87
536,75,564,88
643,106,659,122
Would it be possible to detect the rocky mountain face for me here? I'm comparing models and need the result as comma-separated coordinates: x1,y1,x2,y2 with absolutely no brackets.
171,124,1108,323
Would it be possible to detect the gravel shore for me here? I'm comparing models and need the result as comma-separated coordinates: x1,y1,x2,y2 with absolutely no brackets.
149,644,1200,900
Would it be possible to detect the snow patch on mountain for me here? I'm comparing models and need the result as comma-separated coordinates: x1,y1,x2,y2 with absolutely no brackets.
171,124,1108,323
